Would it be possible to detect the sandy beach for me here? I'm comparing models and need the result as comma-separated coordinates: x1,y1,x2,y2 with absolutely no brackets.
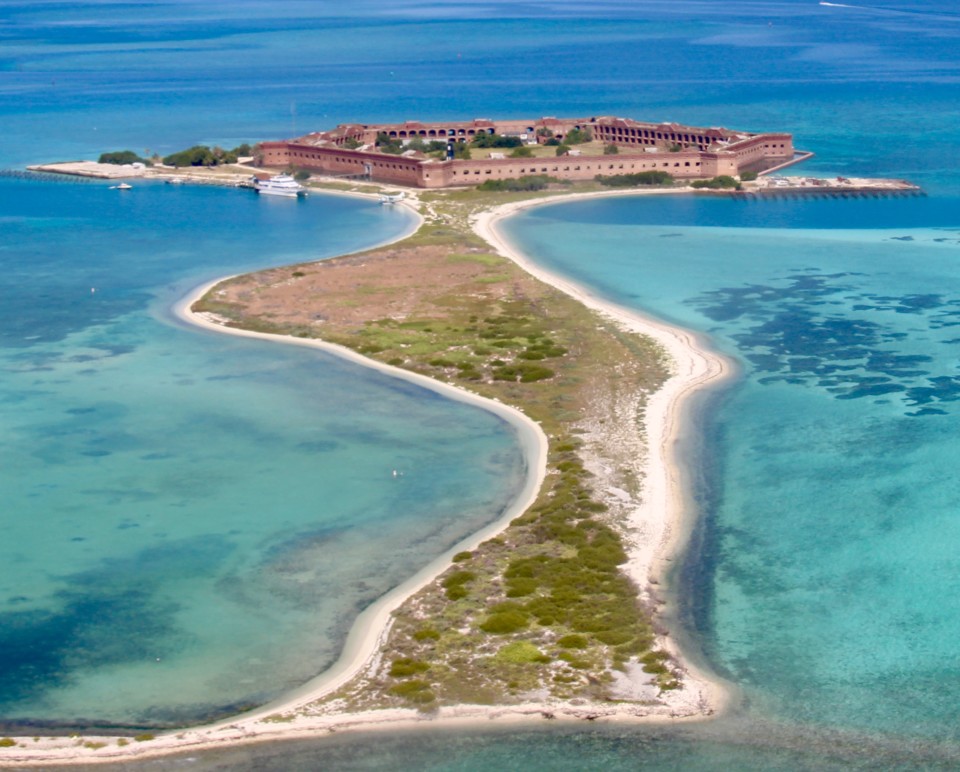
2,187,735,767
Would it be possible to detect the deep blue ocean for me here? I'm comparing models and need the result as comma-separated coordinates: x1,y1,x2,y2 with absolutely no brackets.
3,0,960,767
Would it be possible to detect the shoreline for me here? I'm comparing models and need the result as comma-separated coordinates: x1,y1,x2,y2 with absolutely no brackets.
2,186,735,767
474,190,738,710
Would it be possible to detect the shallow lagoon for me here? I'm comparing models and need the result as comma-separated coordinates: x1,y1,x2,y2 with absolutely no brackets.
503,194,960,742
0,180,527,728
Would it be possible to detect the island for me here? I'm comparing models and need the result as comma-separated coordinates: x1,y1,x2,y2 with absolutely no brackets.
2,116,917,765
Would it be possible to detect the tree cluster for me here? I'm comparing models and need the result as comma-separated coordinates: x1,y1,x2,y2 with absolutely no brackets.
690,175,741,190
471,133,523,148
376,132,405,154
98,150,147,165
161,143,251,167
476,174,557,192
596,171,674,187
563,127,592,144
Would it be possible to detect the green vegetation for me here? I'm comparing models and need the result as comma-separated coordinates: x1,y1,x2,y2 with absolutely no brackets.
98,150,147,165
740,170,758,181
388,679,435,705
471,133,523,148
262,713,296,723
133,733,155,742
603,144,619,155
690,174,741,190
509,146,534,158
442,569,477,600
495,641,550,664
293,169,311,181
162,144,250,167
375,132,404,154
480,607,530,634
405,137,449,154
343,137,363,149
669,143,683,152
563,127,592,144
596,171,674,187
476,175,556,192
0,738,15,748
555,144,571,157
198,187,681,712
389,657,430,677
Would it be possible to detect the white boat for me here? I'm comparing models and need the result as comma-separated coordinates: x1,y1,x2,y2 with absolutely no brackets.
110,182,133,190
252,174,306,198
378,191,405,204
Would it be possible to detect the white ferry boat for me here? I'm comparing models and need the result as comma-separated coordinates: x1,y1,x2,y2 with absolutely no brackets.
252,174,307,198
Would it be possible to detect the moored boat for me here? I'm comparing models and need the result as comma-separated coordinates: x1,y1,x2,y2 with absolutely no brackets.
251,173,306,198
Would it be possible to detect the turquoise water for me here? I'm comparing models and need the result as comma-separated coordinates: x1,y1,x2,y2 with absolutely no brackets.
5,0,960,765
0,180,527,728
504,198,960,743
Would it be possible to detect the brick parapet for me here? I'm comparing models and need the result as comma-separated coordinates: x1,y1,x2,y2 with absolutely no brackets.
257,116,795,187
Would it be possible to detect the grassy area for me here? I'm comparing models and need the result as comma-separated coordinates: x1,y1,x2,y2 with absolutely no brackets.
470,140,612,160
194,189,679,712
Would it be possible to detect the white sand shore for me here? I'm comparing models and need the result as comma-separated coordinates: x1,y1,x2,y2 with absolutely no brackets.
2,187,735,767
473,190,737,709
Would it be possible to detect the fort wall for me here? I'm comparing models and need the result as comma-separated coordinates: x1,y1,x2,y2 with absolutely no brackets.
259,116,795,188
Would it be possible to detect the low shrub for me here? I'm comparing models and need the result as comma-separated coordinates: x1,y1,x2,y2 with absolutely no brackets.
413,628,441,641
690,175,741,190
476,175,556,192
492,363,554,383
505,577,538,597
390,657,430,677
480,610,529,634
596,171,673,187
442,569,476,600
495,641,550,664
389,679,436,704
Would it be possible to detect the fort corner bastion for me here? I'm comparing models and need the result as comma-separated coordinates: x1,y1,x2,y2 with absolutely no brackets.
258,116,796,188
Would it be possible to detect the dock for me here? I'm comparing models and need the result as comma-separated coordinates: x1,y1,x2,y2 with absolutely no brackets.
26,161,147,179
23,161,256,188
741,175,923,199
